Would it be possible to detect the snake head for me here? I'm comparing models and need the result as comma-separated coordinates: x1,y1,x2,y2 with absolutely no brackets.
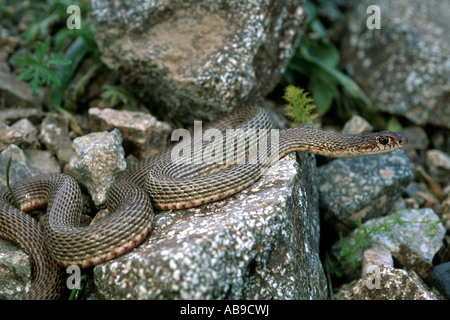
359,131,408,155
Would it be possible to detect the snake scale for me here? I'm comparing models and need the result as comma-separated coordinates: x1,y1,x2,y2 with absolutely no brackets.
0,106,407,299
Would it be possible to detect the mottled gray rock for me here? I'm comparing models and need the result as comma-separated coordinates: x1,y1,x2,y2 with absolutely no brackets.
66,129,127,207
341,0,450,128
335,266,438,300
89,107,172,159
317,149,413,229
0,239,31,299
91,0,306,123
331,208,446,280
0,144,39,188
92,153,328,300
426,262,450,299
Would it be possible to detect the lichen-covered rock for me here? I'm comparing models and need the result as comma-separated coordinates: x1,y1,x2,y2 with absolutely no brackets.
0,240,31,299
341,0,450,128
90,0,306,123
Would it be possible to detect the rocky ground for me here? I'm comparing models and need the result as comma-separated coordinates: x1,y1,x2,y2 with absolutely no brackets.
0,0,449,300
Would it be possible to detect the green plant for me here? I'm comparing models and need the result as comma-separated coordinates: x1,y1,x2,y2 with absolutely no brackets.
101,85,139,109
68,275,87,300
19,0,88,45
13,37,71,100
283,85,318,127
10,0,103,123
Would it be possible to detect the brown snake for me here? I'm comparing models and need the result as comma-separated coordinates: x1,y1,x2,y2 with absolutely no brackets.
0,106,407,299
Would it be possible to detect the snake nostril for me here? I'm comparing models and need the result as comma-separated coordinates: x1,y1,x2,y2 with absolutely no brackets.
378,136,389,145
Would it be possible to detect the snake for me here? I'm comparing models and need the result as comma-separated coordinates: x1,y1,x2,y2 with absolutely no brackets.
0,105,407,299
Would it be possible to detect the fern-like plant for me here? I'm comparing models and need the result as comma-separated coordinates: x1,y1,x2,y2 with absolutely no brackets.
13,37,71,99
283,85,318,127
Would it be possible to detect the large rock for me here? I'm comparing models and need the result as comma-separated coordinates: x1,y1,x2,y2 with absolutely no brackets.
341,0,450,128
90,0,306,123
92,152,328,299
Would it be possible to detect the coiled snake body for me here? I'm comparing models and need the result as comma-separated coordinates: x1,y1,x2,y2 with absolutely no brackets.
0,106,407,299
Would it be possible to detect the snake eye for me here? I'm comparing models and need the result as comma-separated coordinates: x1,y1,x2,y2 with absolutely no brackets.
378,135,389,145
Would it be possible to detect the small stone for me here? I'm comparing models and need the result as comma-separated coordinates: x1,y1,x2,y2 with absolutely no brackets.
66,129,127,206
390,244,433,278
426,149,450,184
342,115,373,134
0,144,39,188
39,113,72,160
89,107,172,159
362,248,393,276
0,121,38,152
426,262,450,299
335,266,438,300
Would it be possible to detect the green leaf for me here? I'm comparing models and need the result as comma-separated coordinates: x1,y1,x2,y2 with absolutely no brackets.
311,77,336,115
13,37,71,96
